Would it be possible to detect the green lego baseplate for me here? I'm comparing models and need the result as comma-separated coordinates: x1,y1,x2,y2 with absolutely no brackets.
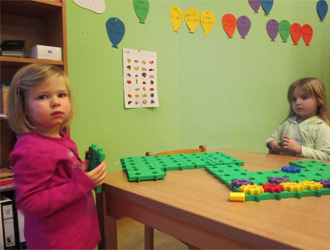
120,152,330,202
87,144,105,193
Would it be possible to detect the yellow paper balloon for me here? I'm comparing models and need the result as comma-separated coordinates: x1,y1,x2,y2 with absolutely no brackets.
184,7,200,33
170,5,183,32
201,10,216,35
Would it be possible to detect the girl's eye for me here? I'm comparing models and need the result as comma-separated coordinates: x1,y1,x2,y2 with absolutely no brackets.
38,95,47,100
58,93,68,98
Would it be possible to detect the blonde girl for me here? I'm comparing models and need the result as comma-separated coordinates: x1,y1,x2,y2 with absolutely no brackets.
266,78,330,161
8,64,106,250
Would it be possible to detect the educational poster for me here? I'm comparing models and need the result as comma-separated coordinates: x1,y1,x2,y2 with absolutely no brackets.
123,48,158,108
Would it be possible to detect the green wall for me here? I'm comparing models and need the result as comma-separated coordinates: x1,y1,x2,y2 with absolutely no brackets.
66,0,330,172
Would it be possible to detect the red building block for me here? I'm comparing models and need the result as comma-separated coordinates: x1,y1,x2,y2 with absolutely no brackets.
261,183,284,193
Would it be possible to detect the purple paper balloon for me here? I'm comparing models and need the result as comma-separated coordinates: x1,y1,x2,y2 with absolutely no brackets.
237,16,251,39
248,0,262,13
266,19,279,42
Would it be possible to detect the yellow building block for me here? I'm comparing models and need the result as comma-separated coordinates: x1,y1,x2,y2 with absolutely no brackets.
280,182,303,192
239,184,264,195
299,181,323,190
229,192,245,202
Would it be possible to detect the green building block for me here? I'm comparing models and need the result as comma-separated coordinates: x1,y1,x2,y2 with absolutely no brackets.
120,152,330,202
87,144,105,193
289,160,330,169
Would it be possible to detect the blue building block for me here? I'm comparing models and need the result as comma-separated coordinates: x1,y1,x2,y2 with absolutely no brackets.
282,166,301,173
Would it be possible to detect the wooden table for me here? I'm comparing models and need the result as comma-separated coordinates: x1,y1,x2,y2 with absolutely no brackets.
97,149,330,249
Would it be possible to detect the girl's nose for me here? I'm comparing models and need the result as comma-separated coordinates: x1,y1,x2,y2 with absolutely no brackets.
51,97,60,107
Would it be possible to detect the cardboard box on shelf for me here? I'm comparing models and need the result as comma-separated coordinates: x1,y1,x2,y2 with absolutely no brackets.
30,45,62,61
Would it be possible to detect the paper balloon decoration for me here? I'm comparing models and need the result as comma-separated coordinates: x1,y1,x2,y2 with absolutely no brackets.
73,0,105,13
170,6,184,32
201,11,216,35
278,20,290,42
237,16,251,39
302,24,313,46
133,0,149,23
290,23,302,45
317,0,328,21
248,0,261,13
222,14,237,38
266,19,278,42
106,18,125,49
184,8,201,33
261,0,274,15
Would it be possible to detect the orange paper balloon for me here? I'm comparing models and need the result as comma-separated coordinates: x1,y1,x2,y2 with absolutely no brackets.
290,23,302,45
222,14,237,38
184,8,200,33
301,24,313,46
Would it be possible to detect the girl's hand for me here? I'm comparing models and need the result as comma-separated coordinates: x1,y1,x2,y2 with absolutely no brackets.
282,135,302,155
268,140,283,154
80,159,88,172
80,150,89,171
85,161,107,187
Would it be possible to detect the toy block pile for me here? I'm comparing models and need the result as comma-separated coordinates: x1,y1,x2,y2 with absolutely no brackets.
120,152,330,202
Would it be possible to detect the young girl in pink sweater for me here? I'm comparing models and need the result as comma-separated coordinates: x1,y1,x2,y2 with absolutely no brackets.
8,63,107,249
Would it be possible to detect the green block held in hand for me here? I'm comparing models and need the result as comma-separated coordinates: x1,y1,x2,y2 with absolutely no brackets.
87,144,105,193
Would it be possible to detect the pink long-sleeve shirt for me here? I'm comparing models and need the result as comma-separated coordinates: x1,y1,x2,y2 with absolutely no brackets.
9,131,101,249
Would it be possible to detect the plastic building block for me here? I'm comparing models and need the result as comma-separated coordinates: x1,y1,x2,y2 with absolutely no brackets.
126,167,166,182
260,183,284,193
282,166,301,173
239,184,264,195
269,177,290,184
231,179,253,188
120,152,330,202
229,192,245,202
299,181,323,190
317,179,330,188
87,144,105,193
289,160,330,169
280,182,304,192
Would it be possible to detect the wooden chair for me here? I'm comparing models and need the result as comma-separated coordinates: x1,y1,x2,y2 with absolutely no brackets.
144,145,206,250
146,145,207,156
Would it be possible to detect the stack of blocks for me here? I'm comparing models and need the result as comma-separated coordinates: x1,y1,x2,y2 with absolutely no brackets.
87,144,105,193
120,152,330,202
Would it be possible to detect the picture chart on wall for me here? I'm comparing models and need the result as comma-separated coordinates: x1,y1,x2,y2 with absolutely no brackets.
123,48,159,109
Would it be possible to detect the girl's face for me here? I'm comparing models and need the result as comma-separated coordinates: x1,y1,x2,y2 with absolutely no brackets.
25,76,71,137
291,86,318,123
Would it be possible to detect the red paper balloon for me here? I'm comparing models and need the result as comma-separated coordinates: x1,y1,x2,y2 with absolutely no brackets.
290,23,302,45
222,14,237,38
301,24,313,46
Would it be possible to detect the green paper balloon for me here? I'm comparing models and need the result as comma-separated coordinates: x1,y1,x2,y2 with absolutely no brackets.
133,0,149,24
279,20,290,43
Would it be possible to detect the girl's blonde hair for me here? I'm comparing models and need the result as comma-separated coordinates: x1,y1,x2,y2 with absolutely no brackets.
7,63,75,134
286,77,330,126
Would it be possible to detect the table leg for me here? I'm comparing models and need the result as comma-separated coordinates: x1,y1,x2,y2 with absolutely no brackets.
108,216,118,249
144,225,154,250
96,191,118,250
96,192,106,250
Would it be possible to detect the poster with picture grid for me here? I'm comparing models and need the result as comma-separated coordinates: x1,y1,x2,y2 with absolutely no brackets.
123,48,159,108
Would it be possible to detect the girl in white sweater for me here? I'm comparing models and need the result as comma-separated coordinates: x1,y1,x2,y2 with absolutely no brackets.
266,78,330,161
